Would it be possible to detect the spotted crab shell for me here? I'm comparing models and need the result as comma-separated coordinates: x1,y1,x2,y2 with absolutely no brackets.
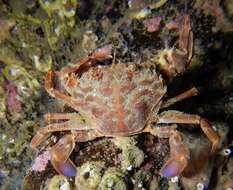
66,63,166,136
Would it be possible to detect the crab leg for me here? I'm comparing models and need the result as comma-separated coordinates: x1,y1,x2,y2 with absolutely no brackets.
44,113,83,123
157,110,220,153
143,125,189,177
161,87,198,108
50,130,103,177
30,120,91,149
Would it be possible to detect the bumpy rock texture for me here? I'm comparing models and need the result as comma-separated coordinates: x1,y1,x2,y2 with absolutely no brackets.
0,0,232,189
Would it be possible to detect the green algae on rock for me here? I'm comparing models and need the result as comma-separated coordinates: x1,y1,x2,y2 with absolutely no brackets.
75,161,105,190
98,167,128,190
48,175,71,190
113,137,144,171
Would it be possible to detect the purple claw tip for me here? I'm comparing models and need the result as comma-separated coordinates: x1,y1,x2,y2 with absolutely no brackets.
160,161,180,178
52,159,77,177
59,161,77,177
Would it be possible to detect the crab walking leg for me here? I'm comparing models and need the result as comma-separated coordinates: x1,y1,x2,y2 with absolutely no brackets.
158,110,220,153
73,130,103,142
161,87,198,109
50,130,103,177
143,125,189,177
44,113,83,123
30,121,91,149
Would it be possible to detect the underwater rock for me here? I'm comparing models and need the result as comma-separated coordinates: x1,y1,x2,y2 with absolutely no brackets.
0,85,7,119
214,156,233,190
75,161,105,190
113,137,144,171
33,55,52,73
132,170,152,190
223,0,233,17
0,18,15,42
81,30,98,55
181,121,229,189
98,167,128,190
121,146,144,171
47,175,71,190
143,16,162,33
5,82,22,112
168,176,180,190
39,0,77,19
194,0,233,32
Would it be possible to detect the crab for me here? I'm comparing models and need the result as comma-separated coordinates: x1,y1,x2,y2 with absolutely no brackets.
30,15,219,178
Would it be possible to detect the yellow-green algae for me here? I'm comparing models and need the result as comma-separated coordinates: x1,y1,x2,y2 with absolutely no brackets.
113,137,144,171
0,0,82,188
98,167,128,190
48,175,71,190
75,161,105,190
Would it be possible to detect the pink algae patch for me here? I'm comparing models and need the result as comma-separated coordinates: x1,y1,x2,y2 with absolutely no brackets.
5,82,22,112
31,150,51,172
143,16,162,32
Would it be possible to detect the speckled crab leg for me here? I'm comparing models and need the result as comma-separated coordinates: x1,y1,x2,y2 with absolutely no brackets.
157,110,220,153
143,125,189,178
44,113,83,123
30,120,92,149
161,87,198,108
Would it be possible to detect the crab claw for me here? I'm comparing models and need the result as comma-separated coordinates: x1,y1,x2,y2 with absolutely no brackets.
156,14,193,78
50,134,75,162
51,158,77,177
160,131,189,178
50,134,77,177
160,155,188,178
